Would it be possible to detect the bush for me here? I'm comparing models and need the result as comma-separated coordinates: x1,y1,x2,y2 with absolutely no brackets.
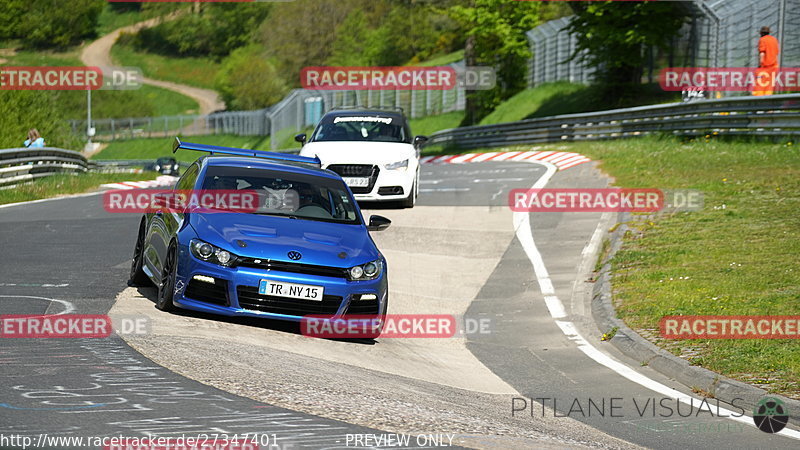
215,45,288,111
22,0,105,49
127,3,270,58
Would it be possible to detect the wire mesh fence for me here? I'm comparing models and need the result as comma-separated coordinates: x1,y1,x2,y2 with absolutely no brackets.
69,109,270,142
526,0,800,90
75,75,466,149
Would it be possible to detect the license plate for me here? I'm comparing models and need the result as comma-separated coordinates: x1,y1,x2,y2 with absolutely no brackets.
258,279,324,301
343,177,370,187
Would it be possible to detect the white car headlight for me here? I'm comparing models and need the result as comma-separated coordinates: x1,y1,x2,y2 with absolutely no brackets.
385,159,409,171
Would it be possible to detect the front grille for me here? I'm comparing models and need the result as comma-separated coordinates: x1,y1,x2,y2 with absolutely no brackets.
328,164,379,194
345,298,380,315
236,286,342,316
328,164,374,177
236,258,347,279
184,278,229,306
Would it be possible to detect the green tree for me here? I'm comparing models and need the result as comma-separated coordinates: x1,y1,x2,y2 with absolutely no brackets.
130,3,271,58
24,0,105,49
566,2,689,100
327,3,459,67
257,0,361,84
0,0,25,40
450,0,541,124
215,45,288,111
326,10,380,66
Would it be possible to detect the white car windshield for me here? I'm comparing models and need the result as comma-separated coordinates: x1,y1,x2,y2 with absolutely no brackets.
311,116,408,143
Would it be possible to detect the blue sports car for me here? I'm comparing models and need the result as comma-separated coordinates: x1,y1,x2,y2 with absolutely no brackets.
129,139,391,337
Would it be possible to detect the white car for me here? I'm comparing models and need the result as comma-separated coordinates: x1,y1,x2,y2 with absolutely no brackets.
297,110,427,208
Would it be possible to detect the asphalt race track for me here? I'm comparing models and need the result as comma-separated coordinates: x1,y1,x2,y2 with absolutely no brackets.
1,158,798,449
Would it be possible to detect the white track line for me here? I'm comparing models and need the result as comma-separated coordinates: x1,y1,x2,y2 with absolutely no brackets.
0,295,75,315
513,160,800,440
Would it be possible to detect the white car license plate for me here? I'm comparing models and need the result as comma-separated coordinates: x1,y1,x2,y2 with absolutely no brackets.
258,279,324,301
343,177,370,187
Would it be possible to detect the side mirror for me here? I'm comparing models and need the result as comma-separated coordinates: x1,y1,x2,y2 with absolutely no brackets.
367,215,391,232
413,135,429,148
294,133,307,145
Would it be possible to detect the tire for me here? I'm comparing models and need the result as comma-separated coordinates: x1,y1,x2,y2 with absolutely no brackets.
156,243,178,312
401,180,417,208
128,219,152,287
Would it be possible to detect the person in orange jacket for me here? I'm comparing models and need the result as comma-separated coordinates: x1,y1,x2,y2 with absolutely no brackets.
753,26,780,96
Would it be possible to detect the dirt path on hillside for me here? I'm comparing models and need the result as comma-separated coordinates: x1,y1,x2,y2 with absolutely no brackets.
80,17,225,116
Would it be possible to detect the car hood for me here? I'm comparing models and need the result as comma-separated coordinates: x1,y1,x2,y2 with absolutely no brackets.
300,141,417,166
190,213,379,268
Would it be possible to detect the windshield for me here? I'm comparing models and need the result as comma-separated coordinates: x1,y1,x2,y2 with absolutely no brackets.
310,115,409,143
201,166,360,224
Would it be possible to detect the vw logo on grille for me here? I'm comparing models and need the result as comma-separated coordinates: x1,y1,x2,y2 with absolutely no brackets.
288,251,302,261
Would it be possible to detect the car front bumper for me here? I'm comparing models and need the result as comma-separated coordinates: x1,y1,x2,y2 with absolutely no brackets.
351,167,415,202
172,251,387,322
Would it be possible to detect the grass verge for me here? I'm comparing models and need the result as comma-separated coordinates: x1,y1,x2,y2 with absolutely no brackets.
409,112,463,137
111,42,220,91
0,172,155,206
480,82,682,126
573,136,798,398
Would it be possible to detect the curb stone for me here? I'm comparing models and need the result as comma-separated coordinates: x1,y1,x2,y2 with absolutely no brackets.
590,211,800,424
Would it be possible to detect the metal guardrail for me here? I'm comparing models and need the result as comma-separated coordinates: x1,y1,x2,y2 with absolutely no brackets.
0,147,93,188
426,94,800,150
0,151,160,188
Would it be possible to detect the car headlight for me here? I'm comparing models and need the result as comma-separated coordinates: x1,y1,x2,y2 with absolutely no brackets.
190,239,238,267
348,259,383,281
154,165,161,171
385,159,409,171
